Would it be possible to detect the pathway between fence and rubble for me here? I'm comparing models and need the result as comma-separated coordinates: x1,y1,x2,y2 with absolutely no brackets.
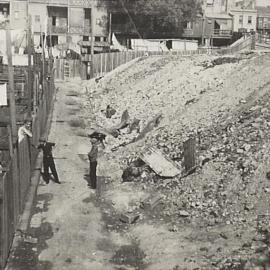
5,77,139,270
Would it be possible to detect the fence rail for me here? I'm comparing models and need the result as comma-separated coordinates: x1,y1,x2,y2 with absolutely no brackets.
0,58,55,269
54,37,256,81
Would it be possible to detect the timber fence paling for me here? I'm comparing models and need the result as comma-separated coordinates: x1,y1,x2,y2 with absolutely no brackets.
54,42,255,81
0,161,15,270
0,57,55,269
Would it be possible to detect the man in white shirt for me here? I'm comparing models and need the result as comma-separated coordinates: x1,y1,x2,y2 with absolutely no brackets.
18,120,32,143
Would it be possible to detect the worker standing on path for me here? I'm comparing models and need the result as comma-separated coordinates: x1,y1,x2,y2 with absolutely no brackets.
88,132,105,189
37,138,61,184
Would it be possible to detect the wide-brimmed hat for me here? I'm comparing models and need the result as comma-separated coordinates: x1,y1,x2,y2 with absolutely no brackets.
88,131,106,140
39,137,46,142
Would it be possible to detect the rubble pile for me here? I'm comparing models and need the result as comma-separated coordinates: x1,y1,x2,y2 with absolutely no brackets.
84,52,270,268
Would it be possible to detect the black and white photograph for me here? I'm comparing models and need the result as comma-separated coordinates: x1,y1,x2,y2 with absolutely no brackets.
1,0,270,269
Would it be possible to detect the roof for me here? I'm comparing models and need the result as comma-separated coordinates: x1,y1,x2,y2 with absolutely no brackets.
77,41,110,47
256,5,270,15
205,12,232,19
229,8,257,14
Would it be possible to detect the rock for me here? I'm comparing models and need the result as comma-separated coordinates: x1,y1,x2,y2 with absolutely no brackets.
120,213,140,224
220,232,228,239
179,210,190,217
244,203,254,211
169,225,178,232
141,194,163,210
65,258,72,263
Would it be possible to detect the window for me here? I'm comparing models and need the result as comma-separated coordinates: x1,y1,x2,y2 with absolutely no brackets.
184,22,192,29
14,11,19,19
239,15,243,24
83,36,89,41
248,16,252,24
52,16,56,26
35,15,40,23
95,36,101,42
103,37,107,42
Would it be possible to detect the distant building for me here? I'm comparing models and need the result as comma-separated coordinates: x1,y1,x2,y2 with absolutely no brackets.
183,0,233,46
256,6,270,34
227,0,257,33
0,0,110,55
229,8,257,33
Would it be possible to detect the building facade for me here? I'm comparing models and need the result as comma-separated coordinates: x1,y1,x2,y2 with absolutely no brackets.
0,0,110,53
256,6,270,34
229,8,257,32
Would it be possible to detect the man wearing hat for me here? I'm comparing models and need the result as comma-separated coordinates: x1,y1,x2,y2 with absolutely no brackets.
88,132,105,189
37,137,60,184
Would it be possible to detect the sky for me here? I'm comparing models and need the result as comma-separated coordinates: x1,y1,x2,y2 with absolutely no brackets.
256,0,270,6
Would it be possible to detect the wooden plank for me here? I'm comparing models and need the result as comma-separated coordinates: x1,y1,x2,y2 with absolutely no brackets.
140,147,181,178
183,138,196,172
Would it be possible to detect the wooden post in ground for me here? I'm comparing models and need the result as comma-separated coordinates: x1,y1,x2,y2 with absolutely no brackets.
27,15,32,117
90,4,94,78
183,137,196,173
5,24,17,145
6,23,20,226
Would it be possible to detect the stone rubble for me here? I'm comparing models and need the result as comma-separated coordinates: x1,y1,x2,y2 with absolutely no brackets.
82,52,270,269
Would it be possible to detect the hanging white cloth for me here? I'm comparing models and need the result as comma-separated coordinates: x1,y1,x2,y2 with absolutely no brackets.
0,83,7,106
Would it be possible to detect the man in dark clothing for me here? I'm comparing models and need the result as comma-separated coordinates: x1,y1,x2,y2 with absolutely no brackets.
88,132,105,189
37,138,60,184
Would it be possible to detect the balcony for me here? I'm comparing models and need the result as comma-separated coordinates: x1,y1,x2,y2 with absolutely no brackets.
212,29,232,37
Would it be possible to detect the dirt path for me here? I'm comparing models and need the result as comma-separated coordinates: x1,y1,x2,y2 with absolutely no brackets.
7,78,147,270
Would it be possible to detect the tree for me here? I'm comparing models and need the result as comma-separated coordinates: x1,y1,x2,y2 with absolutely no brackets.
114,0,203,38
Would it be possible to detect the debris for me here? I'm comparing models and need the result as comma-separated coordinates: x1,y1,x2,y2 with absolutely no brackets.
134,114,162,142
120,213,140,224
140,147,181,178
122,166,141,182
202,56,240,69
65,258,72,263
127,118,140,134
185,98,198,106
220,232,228,240
23,236,38,244
169,225,178,232
95,76,103,83
111,109,130,130
141,194,163,210
179,210,190,217
105,105,116,119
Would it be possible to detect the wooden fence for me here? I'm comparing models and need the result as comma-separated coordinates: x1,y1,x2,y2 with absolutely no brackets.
54,39,256,81
0,59,55,269
54,51,147,80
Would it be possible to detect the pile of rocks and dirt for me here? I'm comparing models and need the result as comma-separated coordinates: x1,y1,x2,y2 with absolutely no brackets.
83,52,270,269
